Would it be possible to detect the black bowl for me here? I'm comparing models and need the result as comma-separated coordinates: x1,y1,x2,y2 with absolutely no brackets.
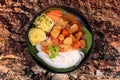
27,5,94,73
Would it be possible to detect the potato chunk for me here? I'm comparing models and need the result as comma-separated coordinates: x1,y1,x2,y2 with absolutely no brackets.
63,37,73,45
50,26,61,38
58,34,64,41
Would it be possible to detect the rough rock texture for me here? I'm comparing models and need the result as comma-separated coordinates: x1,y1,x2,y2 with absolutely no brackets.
0,0,120,80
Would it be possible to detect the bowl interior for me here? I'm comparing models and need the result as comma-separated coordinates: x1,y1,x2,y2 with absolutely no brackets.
27,6,94,73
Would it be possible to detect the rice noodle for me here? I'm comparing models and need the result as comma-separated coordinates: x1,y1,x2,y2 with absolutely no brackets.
36,44,84,68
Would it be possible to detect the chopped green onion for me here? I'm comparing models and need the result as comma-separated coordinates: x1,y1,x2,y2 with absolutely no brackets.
48,45,59,59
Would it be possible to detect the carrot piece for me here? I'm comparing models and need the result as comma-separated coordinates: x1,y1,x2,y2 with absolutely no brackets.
47,12,61,18
50,10,62,14
46,10,62,22
72,41,81,49
46,13,60,22
49,12,62,17
62,29,69,37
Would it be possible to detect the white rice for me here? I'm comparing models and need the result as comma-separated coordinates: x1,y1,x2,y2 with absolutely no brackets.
36,44,84,68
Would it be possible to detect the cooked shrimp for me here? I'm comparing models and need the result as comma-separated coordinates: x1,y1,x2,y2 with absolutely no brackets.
74,31,83,40
68,24,79,33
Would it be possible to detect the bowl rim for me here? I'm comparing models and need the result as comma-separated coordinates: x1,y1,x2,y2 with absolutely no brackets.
26,5,94,73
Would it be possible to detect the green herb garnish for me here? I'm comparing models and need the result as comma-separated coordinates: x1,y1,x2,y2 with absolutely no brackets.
48,45,59,59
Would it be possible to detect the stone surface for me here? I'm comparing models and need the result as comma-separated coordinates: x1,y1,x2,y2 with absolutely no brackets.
52,74,69,80
0,0,120,80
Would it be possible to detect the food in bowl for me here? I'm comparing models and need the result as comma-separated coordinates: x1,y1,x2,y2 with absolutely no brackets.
28,7,92,72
